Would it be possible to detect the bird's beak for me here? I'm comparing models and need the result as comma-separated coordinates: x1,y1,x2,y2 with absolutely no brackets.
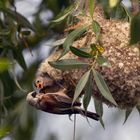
26,91,41,109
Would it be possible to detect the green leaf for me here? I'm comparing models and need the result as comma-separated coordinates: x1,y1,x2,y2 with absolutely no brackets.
94,98,103,117
123,108,133,124
93,97,105,128
0,1,5,8
51,11,71,23
49,59,89,70
92,69,117,106
10,24,18,47
0,125,12,138
0,58,10,73
92,21,101,40
0,71,15,98
121,3,131,22
136,105,140,115
90,43,97,51
10,68,26,92
73,70,91,104
130,12,140,45
70,46,92,58
0,30,10,36
83,72,92,110
51,3,76,23
89,0,95,18
100,118,105,129
51,8,72,23
96,55,111,68
12,49,27,70
48,38,66,47
0,8,35,31
59,25,89,58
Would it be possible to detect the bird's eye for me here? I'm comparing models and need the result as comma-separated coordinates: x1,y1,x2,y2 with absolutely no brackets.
36,80,40,83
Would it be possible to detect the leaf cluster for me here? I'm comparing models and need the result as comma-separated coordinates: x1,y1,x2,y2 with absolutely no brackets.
0,0,73,139
1,0,140,138
48,0,140,127
47,0,117,127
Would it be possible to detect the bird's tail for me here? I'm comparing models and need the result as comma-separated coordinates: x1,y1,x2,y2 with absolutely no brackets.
73,107,100,121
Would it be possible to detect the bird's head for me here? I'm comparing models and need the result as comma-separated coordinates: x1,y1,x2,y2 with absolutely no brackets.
33,74,54,93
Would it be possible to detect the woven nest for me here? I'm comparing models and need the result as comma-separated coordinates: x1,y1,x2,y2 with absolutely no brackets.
37,5,140,109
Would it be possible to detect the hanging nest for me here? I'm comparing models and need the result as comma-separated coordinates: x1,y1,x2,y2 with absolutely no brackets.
30,5,140,110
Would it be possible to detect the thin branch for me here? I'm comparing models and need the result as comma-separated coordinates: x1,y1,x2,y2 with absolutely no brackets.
73,114,77,140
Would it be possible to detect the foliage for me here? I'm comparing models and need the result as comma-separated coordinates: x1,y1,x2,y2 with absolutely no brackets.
47,0,140,127
130,12,140,45
0,0,72,139
59,25,89,58
0,0,140,139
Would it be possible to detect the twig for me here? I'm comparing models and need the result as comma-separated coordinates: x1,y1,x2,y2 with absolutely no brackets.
73,114,77,140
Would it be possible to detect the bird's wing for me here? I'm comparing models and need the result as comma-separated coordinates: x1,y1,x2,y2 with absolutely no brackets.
46,93,81,108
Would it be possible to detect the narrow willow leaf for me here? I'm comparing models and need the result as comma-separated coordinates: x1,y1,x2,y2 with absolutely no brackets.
130,12,140,45
92,21,101,40
92,69,117,106
51,10,71,23
83,72,92,111
0,8,35,31
3,105,8,117
94,98,103,116
121,3,131,22
136,105,140,115
0,58,10,73
89,0,94,18
90,43,97,51
0,80,4,106
0,1,5,8
94,98,105,128
45,38,66,47
70,46,92,58
59,25,89,59
123,108,133,124
12,49,27,70
100,118,105,129
0,30,10,36
49,59,89,70
51,4,75,23
73,70,91,104
96,55,111,68
109,0,119,8
10,68,26,92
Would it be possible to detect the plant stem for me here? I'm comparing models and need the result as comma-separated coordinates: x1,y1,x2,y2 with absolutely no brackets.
73,114,77,140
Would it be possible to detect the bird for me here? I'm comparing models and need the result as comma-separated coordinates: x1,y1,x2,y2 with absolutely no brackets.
33,72,68,95
33,73,55,93
26,90,100,121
